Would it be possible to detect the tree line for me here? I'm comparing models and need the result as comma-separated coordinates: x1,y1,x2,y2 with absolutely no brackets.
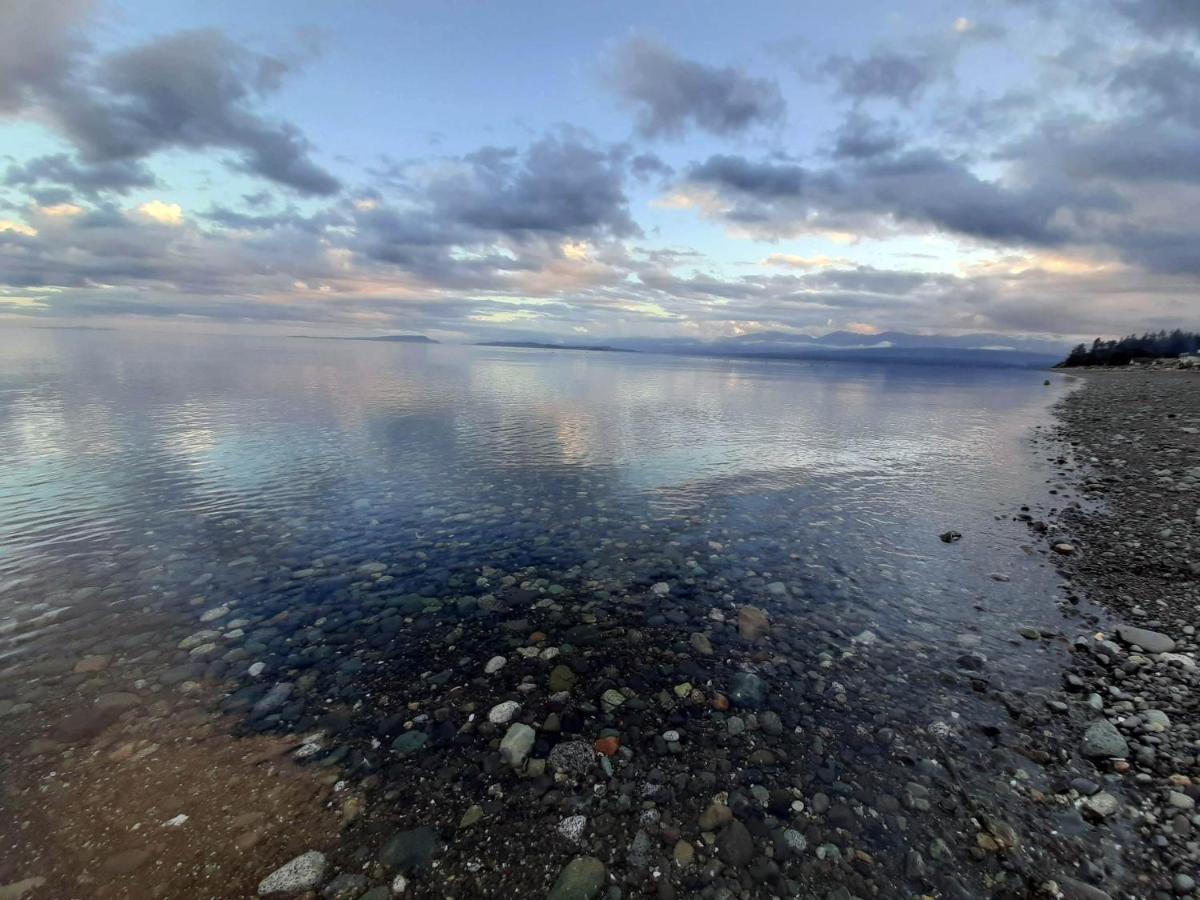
1058,330,1200,367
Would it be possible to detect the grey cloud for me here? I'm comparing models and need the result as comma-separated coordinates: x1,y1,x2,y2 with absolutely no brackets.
824,48,950,105
832,113,902,159
356,132,637,278
59,29,340,195
5,153,157,197
688,155,805,198
0,0,92,113
0,2,339,196
1113,0,1200,35
607,37,785,138
431,133,636,236
630,152,674,182
684,150,1089,244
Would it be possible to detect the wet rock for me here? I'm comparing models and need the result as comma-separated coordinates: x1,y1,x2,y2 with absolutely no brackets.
391,731,428,755
500,723,535,767
322,872,368,899
1082,792,1120,820
1115,625,1175,653
548,665,576,692
258,851,327,895
698,801,733,831
458,805,484,828
1080,719,1129,759
547,856,606,900
716,820,754,866
379,827,438,873
488,700,521,724
728,672,767,709
737,606,769,641
252,683,294,717
548,740,595,777
557,815,587,843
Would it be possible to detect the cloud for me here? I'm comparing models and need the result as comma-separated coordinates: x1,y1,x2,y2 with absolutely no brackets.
135,200,183,225
1113,0,1200,35
5,153,157,197
0,0,93,114
0,2,339,196
606,37,785,138
831,113,902,159
823,48,951,105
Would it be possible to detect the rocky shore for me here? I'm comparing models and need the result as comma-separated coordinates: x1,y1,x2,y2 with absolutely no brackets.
5,368,1200,899
1031,368,1200,899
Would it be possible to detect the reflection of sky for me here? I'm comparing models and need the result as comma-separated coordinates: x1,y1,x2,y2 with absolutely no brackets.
0,329,1069,597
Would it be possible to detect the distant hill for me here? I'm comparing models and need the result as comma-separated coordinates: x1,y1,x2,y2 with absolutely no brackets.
476,341,631,353
608,331,1069,368
292,334,438,344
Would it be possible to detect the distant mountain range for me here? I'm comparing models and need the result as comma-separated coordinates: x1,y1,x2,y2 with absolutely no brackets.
291,334,438,344
476,340,629,353
293,330,1071,368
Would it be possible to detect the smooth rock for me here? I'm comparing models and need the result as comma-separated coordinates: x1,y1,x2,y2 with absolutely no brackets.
1080,719,1129,759
547,856,606,900
258,851,327,895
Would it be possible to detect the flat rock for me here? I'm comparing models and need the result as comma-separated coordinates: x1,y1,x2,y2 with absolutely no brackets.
548,856,606,900
379,827,438,872
737,606,769,641
258,851,327,895
1115,625,1175,653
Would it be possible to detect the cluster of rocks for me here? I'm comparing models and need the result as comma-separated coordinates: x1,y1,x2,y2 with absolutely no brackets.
1022,369,1200,897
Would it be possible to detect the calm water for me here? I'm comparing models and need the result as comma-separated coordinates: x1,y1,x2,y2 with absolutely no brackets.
0,327,1103,895
0,328,1072,666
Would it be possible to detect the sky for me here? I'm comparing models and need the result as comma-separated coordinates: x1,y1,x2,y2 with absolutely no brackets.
0,0,1197,344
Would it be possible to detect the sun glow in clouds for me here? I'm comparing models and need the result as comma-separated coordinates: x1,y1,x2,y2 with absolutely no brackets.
136,201,184,226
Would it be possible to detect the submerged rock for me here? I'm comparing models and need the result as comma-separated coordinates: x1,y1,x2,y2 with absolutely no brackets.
547,856,606,900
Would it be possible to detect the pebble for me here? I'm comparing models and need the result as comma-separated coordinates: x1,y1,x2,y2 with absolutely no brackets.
487,700,521,724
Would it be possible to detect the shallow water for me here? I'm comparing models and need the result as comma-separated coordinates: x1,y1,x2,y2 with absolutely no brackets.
0,328,1096,896
1,329,1068,660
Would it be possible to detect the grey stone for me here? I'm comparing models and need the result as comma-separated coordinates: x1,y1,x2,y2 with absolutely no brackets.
1080,719,1129,759
258,851,327,895
547,856,606,900
1115,625,1175,654
500,723,535,767
728,672,767,709
379,827,438,872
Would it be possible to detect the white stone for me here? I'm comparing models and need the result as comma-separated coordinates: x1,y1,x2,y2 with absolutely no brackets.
488,701,521,725
257,851,327,895
500,723,535,767
484,655,507,674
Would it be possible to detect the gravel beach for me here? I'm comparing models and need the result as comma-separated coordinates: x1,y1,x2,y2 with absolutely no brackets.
1031,368,1200,899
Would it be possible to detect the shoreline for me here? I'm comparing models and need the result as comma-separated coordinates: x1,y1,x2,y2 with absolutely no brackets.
1030,368,1200,898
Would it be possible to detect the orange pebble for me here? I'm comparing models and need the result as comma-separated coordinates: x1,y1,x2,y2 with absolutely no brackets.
530,632,546,643
594,737,620,757
711,693,730,711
